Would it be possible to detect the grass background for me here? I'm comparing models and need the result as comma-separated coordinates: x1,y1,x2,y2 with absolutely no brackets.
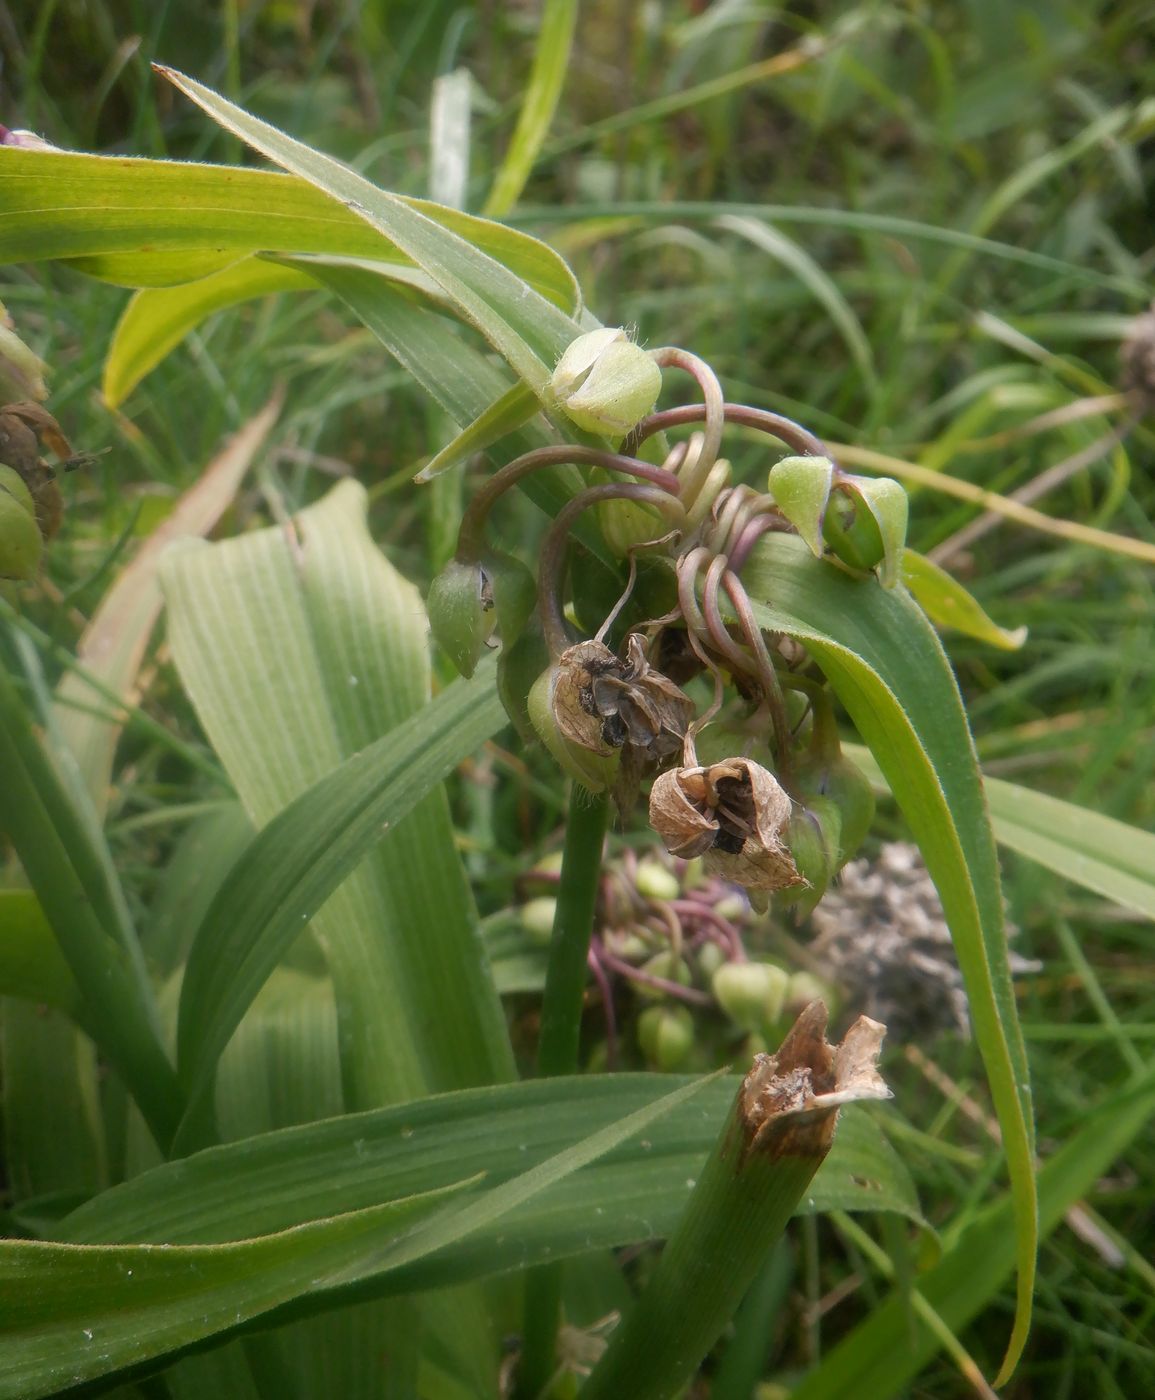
3,1,1154,1394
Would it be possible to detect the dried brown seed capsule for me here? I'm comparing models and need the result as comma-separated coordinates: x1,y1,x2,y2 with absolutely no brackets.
554,635,694,762
649,758,805,895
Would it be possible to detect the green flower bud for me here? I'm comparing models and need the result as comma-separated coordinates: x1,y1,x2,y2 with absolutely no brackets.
637,1003,695,1071
528,664,621,793
635,857,681,902
549,328,662,438
0,464,43,581
711,960,790,1034
822,476,908,587
520,896,558,946
767,455,833,557
427,558,488,678
0,305,48,402
778,798,843,918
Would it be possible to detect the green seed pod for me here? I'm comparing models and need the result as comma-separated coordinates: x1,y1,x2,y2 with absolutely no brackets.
767,454,833,557
427,558,488,678
637,1003,695,1071
635,857,681,902
785,970,837,1020
777,798,843,918
822,476,908,587
0,464,43,581
520,896,558,946
549,328,662,438
497,623,550,748
695,940,727,980
636,950,692,1001
711,959,790,1034
795,750,876,867
597,494,669,560
483,548,537,649
527,665,621,793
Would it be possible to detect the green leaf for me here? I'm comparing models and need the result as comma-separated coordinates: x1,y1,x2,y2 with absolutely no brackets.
157,68,585,394
102,260,311,408
847,744,1155,921
901,549,1028,651
53,396,279,813
298,262,615,566
5,1077,714,1399
0,889,78,1010
415,382,542,483
0,147,580,311
0,653,180,1150
162,482,514,1127
0,1180,473,1400
62,1076,925,1256
741,535,1035,1383
788,1064,1155,1399
714,215,877,392
483,0,579,217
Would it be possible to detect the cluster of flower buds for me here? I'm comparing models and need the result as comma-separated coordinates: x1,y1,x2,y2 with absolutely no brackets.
513,846,837,1071
428,329,905,911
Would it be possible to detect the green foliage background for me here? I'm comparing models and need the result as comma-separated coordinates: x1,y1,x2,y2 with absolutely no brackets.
1,2,1154,1397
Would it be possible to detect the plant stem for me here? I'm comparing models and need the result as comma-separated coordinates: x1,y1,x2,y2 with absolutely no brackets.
516,786,610,1398
580,1004,888,1400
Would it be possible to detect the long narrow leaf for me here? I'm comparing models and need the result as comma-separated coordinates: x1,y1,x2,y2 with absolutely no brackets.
483,0,579,217
846,744,1155,921
741,535,1035,1382
158,68,585,393
0,147,579,310
164,482,513,1141
3,1076,714,1399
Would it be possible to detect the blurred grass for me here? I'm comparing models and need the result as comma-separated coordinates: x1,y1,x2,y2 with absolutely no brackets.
2,0,1154,1393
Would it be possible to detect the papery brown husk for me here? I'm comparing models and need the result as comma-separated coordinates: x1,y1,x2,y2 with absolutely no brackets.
649,756,805,894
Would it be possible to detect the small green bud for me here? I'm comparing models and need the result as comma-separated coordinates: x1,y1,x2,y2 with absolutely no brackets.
0,464,43,581
636,950,692,1001
635,857,681,902
527,665,621,793
520,896,558,946
427,558,488,678
822,476,908,587
767,455,833,557
637,1003,695,1071
711,960,790,1034
549,328,662,438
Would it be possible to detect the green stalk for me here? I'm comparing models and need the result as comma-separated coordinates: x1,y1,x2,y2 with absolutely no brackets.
516,786,610,1398
580,1003,888,1400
